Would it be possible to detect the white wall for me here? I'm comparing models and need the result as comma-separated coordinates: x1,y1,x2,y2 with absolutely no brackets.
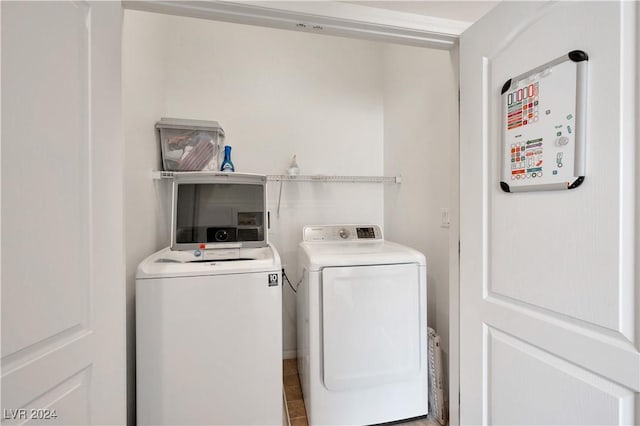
382,43,457,384
159,18,386,359
122,10,173,425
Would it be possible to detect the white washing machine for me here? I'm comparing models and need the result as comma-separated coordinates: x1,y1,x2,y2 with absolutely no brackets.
136,246,282,425
136,173,282,425
297,225,428,425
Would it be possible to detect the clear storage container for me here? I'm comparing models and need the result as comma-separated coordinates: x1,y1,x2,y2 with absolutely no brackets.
156,118,225,172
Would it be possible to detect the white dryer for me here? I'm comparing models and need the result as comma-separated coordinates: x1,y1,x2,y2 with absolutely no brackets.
297,225,428,425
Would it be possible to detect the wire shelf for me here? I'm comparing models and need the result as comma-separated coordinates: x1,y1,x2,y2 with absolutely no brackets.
267,175,401,183
153,171,402,183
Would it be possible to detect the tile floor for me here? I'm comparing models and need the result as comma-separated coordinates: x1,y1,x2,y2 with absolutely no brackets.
282,359,443,426
283,359,308,426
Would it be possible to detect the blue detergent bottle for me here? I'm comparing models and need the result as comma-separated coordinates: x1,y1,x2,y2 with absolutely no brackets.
220,145,235,172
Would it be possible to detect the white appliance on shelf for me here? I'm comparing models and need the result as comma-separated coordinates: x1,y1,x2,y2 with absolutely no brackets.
297,225,428,425
136,173,282,426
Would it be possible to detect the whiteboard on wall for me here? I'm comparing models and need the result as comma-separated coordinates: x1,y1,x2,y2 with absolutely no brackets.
500,50,588,193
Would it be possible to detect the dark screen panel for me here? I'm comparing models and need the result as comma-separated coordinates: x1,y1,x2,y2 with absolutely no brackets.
175,183,264,244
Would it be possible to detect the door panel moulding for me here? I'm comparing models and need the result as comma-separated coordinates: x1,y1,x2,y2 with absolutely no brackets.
122,0,467,49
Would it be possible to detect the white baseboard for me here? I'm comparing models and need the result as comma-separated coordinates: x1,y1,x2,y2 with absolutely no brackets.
283,391,290,426
282,350,297,360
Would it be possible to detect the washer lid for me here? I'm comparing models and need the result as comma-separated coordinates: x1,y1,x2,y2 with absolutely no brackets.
136,244,281,279
299,240,426,271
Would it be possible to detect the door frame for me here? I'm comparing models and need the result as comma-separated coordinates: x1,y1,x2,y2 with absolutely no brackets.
122,0,465,49
120,2,463,424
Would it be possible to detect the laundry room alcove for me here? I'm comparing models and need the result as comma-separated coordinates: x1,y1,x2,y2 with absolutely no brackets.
123,5,458,424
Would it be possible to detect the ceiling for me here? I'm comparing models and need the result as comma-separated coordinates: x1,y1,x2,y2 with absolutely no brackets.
342,1,499,23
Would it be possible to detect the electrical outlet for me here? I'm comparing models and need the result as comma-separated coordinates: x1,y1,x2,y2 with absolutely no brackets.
440,208,450,228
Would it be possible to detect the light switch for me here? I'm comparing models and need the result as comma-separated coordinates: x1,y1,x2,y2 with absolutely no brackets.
440,208,450,228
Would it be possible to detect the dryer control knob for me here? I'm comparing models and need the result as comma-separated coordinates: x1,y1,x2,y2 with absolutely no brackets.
338,228,350,239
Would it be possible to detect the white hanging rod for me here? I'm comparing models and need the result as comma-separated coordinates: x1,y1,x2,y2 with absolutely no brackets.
267,175,402,183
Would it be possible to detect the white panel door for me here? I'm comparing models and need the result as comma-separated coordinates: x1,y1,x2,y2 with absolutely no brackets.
459,1,640,424
1,2,125,425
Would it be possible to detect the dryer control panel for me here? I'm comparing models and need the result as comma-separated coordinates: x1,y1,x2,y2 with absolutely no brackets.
302,225,383,242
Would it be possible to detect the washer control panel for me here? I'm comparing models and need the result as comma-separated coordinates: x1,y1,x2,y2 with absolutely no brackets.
303,225,382,242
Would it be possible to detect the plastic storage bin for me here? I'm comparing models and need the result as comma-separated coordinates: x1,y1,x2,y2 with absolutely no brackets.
156,118,225,171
